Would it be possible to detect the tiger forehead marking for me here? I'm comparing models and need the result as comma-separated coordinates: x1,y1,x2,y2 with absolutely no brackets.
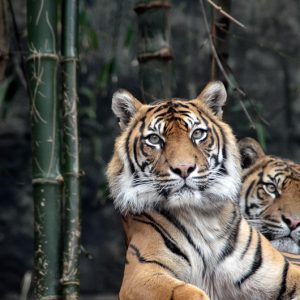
108,82,241,214
239,137,300,254
145,101,208,134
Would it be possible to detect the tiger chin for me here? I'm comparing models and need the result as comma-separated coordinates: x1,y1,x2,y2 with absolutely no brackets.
239,137,300,257
107,81,300,300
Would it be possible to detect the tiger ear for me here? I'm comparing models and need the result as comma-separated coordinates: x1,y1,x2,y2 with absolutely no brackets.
196,81,227,118
112,89,143,129
238,137,265,169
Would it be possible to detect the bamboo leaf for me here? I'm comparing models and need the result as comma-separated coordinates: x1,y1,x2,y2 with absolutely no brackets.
124,26,134,48
97,59,115,90
88,29,99,49
255,122,267,151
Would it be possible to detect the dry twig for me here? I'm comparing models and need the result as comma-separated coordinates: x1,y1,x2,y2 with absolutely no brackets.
206,0,247,30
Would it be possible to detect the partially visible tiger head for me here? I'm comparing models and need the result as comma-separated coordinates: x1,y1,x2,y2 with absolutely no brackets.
239,137,300,253
107,82,241,214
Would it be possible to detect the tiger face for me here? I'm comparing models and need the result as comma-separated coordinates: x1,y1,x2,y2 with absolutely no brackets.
239,137,300,253
107,82,241,214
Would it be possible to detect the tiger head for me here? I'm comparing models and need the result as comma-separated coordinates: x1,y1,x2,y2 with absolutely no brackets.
107,81,241,214
239,137,300,253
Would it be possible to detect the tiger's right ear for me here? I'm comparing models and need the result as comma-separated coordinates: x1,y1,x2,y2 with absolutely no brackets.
112,89,143,129
196,81,227,118
238,137,265,169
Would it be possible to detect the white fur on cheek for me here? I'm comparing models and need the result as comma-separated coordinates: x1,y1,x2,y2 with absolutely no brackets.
110,170,162,214
109,137,163,214
203,145,241,208
206,175,240,203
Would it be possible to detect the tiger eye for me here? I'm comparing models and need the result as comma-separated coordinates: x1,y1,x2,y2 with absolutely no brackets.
265,183,276,194
192,128,205,140
148,134,161,145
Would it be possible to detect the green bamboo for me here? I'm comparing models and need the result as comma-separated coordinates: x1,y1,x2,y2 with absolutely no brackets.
27,0,62,299
134,0,172,103
61,0,81,299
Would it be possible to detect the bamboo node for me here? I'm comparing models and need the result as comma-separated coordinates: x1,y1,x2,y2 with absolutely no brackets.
61,57,79,63
40,296,62,300
63,171,81,178
134,1,171,14
138,47,172,62
60,280,80,286
33,177,64,185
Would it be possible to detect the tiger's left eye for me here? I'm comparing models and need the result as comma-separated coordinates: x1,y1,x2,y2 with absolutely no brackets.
192,128,207,141
147,134,161,144
265,183,277,194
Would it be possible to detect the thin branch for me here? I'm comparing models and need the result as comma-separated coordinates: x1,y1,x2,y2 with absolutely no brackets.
215,24,300,65
206,0,247,29
80,245,94,260
199,0,256,128
238,99,255,128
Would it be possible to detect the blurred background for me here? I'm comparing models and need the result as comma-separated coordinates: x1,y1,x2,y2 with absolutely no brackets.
1,0,300,299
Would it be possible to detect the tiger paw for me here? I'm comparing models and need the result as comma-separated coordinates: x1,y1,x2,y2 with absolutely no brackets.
172,283,210,300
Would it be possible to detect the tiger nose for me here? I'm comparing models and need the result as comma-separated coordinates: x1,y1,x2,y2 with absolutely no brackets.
171,164,196,178
282,215,300,230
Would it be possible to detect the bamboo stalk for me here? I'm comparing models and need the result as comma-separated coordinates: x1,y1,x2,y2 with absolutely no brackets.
61,0,81,299
134,0,173,103
27,1,62,299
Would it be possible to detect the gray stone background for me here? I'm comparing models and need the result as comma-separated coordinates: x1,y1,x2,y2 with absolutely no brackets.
1,0,300,298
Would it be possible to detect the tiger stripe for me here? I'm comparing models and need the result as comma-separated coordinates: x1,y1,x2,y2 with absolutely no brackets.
236,232,262,287
282,252,300,266
218,209,241,262
159,209,206,264
132,216,191,265
240,225,253,259
129,244,178,277
277,260,289,300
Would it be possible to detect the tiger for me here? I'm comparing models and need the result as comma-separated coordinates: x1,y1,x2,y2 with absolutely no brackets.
239,137,300,261
107,81,300,300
